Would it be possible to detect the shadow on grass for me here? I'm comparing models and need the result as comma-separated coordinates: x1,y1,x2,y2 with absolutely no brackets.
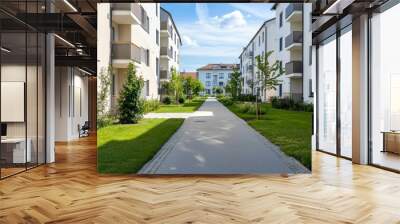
97,119,184,174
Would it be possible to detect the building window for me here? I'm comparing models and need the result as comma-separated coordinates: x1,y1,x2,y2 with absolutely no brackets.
156,57,159,77
206,81,211,87
309,45,312,65
112,27,116,41
279,61,283,73
262,32,264,43
258,35,261,46
219,73,224,79
206,73,211,79
278,84,282,97
156,30,159,45
145,80,150,96
156,4,158,16
309,78,313,97
279,37,283,51
279,12,283,27
146,49,150,66
111,74,116,96
219,82,224,87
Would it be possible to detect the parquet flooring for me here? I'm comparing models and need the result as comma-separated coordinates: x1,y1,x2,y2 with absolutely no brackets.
1,135,400,223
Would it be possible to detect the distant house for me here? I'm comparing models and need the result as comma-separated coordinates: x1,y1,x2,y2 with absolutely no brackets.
180,72,198,79
197,64,239,95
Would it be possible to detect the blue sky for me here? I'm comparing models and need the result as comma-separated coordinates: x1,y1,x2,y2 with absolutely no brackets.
161,3,275,72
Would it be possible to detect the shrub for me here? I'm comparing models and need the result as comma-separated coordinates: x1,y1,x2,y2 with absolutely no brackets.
162,96,172,105
118,63,144,124
143,100,160,113
178,96,185,104
97,114,116,129
247,104,266,115
238,94,256,102
238,103,252,113
218,96,234,106
270,96,314,112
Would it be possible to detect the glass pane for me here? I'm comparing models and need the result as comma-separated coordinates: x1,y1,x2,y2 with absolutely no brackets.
27,31,38,169
318,35,337,154
371,3,400,171
1,31,27,177
340,27,352,158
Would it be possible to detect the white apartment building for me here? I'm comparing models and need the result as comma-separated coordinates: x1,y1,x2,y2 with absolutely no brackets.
160,7,181,85
197,64,239,95
239,18,276,102
98,3,161,113
272,3,313,103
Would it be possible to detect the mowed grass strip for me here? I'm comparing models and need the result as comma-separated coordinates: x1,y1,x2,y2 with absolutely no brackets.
155,98,206,113
97,118,184,173
226,103,312,170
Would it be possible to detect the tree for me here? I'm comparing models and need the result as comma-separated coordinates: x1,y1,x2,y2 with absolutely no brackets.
255,50,285,95
118,63,144,124
192,79,205,96
225,68,242,99
170,68,184,103
183,76,195,99
97,66,113,128
213,86,223,95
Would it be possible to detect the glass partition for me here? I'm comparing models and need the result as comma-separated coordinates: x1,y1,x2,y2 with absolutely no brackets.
339,26,352,158
370,3,400,171
317,35,337,154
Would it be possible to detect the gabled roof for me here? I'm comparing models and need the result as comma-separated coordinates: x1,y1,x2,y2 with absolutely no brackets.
197,64,239,71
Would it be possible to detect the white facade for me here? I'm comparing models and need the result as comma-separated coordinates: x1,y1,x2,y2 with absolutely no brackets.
273,3,313,103
98,3,161,113
197,64,238,95
160,8,181,82
239,18,277,102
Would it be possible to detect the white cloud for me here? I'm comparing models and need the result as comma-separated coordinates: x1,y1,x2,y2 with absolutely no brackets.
182,35,198,47
211,10,246,29
195,3,208,24
228,3,274,19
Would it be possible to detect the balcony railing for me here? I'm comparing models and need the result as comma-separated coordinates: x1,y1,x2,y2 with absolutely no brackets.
285,3,303,20
160,70,170,80
160,47,173,58
112,42,141,63
160,21,173,36
112,3,142,20
285,31,303,48
285,61,303,75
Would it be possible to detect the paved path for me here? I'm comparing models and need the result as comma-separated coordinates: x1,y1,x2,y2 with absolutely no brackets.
139,98,309,174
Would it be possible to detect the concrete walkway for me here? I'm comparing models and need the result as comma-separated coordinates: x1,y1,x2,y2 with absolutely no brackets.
139,98,309,174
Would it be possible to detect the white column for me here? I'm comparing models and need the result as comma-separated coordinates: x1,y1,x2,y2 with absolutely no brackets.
352,14,369,164
46,33,55,163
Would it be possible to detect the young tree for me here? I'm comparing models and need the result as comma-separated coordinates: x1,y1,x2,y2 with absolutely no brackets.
97,66,113,128
192,79,205,96
118,63,144,124
170,68,184,103
225,68,242,99
183,76,195,99
255,50,284,94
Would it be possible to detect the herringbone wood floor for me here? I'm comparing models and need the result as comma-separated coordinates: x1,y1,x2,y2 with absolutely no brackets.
1,135,400,223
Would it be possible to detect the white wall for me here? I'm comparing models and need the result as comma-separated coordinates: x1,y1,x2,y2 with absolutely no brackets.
198,69,233,95
55,67,89,141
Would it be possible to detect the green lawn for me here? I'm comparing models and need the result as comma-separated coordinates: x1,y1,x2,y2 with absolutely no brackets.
225,102,312,169
97,118,184,173
155,98,206,113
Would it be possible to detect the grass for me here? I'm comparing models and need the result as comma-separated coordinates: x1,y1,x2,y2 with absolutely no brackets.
225,102,312,170
97,118,184,173
155,97,206,113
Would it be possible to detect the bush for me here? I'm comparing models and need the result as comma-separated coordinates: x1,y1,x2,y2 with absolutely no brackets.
247,104,266,115
162,96,172,105
238,103,252,113
143,100,160,113
238,94,256,102
218,96,234,106
178,96,185,104
270,96,313,112
97,114,116,129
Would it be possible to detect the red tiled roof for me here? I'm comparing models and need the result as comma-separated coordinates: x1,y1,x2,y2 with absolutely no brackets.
180,72,198,79
197,64,239,71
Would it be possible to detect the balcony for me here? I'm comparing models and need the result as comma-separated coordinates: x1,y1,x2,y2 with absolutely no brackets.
160,21,173,37
285,3,303,22
111,3,141,24
285,31,302,50
285,61,303,78
112,42,141,68
160,70,170,80
160,47,173,58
